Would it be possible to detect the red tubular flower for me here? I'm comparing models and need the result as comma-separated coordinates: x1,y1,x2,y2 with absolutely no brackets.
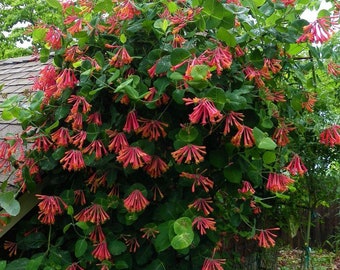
172,34,186,48
266,173,294,193
188,197,214,216
302,92,317,112
319,125,340,147
203,44,233,75
117,146,151,169
151,185,164,201
45,26,64,50
92,241,111,261
60,150,86,171
147,62,158,78
327,61,340,76
285,154,308,176
89,224,106,243
223,111,244,135
124,237,140,253
144,156,169,178
68,95,92,114
192,216,216,235
66,263,85,270
238,181,255,196
86,172,107,193
123,110,139,133
255,228,280,248
65,112,83,131
202,257,226,270
272,120,295,147
83,140,108,160
3,241,17,257
115,0,141,20
140,225,159,239
231,124,255,148
171,144,206,164
124,189,150,212
71,131,87,149
109,46,133,67
51,127,71,147
234,45,245,57
180,171,214,193
297,17,336,44
32,64,58,102
183,97,223,125
262,88,286,103
32,135,53,152
67,18,83,35
262,58,282,74
107,131,129,154
137,118,168,141
87,112,102,126
74,189,86,206
56,68,78,91
74,204,110,225
36,195,68,225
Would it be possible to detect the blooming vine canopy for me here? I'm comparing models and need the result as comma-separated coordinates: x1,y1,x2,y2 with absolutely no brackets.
0,0,339,269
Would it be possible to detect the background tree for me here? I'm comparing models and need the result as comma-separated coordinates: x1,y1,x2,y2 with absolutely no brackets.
0,0,63,59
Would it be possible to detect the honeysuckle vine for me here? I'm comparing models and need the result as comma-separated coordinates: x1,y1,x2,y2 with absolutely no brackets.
0,0,339,269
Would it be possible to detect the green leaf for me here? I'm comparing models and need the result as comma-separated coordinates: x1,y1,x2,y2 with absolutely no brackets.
46,0,62,10
217,27,237,47
205,87,226,110
76,221,90,232
258,137,277,150
63,223,71,234
5,258,29,270
0,261,6,270
1,110,14,121
154,19,169,33
223,165,242,183
26,255,44,270
177,127,199,143
109,240,127,256
0,192,20,216
173,217,192,235
32,28,47,43
209,150,228,169
190,65,210,80
153,221,172,253
21,232,47,250
145,259,166,270
170,49,191,66
262,151,276,164
94,0,114,12
120,34,127,44
115,260,129,269
75,239,88,258
170,232,194,250
44,120,59,134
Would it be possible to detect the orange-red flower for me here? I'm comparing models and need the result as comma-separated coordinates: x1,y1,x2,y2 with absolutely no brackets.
140,225,159,239
297,17,336,44
137,118,168,141
71,131,87,149
107,131,129,153
36,195,68,225
231,124,255,148
92,241,111,261
223,111,244,135
68,95,92,114
109,46,133,68
74,189,86,206
180,171,214,193
285,154,307,176
89,224,106,243
319,125,340,147
117,146,151,169
51,127,71,147
3,241,17,257
87,112,102,126
124,236,140,253
144,156,169,178
327,61,340,76
124,189,150,213
65,112,83,131
192,216,216,235
183,97,222,125
114,0,141,20
123,110,139,133
32,135,53,152
203,44,233,75
266,173,294,193
171,144,206,164
255,228,280,248
66,263,85,270
60,150,86,171
202,257,226,270
262,88,286,103
74,204,110,225
56,68,78,92
188,197,214,216
45,26,64,50
86,172,107,193
83,140,108,160
272,120,295,147
238,181,255,196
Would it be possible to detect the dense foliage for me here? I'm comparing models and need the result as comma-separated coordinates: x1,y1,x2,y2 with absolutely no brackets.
0,0,339,269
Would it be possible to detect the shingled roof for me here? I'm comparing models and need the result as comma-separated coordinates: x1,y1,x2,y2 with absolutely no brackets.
0,55,48,139
0,56,48,237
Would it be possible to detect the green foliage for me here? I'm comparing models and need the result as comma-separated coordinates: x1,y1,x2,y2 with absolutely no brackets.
0,0,339,269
